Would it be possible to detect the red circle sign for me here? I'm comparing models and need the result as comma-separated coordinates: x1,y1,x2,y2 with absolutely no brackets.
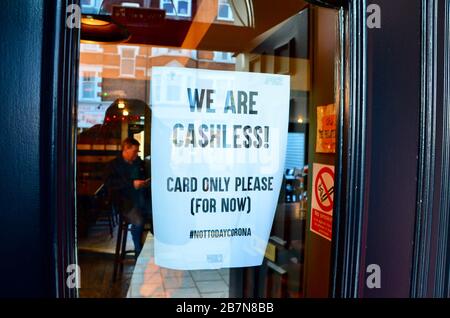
314,167,335,212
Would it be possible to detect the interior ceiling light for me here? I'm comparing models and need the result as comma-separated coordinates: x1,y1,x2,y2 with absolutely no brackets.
81,14,130,44
81,16,110,26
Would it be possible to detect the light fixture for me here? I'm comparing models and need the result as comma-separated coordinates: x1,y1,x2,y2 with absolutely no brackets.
123,110,129,116
118,101,125,109
81,14,130,44
297,117,304,124
81,16,110,26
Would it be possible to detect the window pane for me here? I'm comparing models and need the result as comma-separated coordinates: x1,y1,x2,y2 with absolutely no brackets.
76,3,339,300
82,82,95,99
81,0,102,14
218,4,229,18
121,59,135,76
178,1,188,15
163,2,174,14
122,48,136,58
81,0,93,6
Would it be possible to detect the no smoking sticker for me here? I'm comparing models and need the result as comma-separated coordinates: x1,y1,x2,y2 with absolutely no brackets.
310,163,335,241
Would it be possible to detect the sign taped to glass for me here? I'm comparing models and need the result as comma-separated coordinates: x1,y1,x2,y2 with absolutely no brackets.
316,104,336,153
310,163,335,241
151,67,290,269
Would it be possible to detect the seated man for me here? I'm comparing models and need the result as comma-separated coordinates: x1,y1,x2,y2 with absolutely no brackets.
104,137,150,257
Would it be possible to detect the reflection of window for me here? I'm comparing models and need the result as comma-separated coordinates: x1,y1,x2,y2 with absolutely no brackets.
119,47,138,77
178,0,189,15
81,43,102,52
168,48,183,55
218,0,233,21
160,0,191,17
77,104,108,129
81,72,97,100
214,51,235,63
81,0,94,7
121,2,140,7
151,47,194,57
81,0,102,14
161,0,174,14
151,47,168,56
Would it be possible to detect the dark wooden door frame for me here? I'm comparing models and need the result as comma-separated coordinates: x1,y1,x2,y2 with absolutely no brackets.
306,0,369,299
411,0,450,298
410,0,439,298
43,0,80,297
329,0,450,298
327,0,450,298
325,0,368,298
320,0,450,298
438,0,450,298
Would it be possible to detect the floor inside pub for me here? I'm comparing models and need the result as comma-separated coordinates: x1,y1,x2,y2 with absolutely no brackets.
78,222,230,298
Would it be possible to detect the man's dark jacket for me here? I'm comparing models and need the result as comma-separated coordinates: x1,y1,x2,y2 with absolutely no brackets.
104,156,148,220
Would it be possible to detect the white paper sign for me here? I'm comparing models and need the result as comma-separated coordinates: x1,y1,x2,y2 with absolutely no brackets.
151,67,290,269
